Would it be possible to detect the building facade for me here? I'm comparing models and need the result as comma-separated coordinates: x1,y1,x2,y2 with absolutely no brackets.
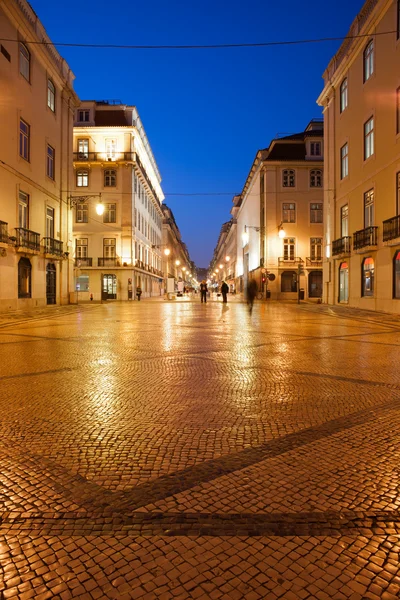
72,101,164,301
235,121,324,300
318,0,400,313
161,204,193,288
0,0,78,311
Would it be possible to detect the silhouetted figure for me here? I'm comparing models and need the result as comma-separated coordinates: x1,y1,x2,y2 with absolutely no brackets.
221,281,229,303
200,280,208,303
136,286,142,301
247,279,257,313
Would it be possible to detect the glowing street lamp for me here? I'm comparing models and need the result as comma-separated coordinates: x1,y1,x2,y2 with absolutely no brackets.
164,248,171,256
175,260,180,266
225,256,230,262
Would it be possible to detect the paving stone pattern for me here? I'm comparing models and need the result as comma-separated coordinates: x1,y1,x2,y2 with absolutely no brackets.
0,300,400,599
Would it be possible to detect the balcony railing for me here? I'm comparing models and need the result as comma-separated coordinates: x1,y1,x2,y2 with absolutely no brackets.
306,257,322,267
278,257,304,266
73,152,134,162
15,228,40,251
383,215,400,242
98,257,120,267
75,257,93,267
332,236,351,256
43,237,63,256
353,226,378,250
0,221,8,243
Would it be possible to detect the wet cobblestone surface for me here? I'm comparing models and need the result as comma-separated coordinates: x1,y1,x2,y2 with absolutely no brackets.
0,299,400,599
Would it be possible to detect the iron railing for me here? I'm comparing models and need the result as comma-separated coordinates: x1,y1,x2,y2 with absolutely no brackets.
15,228,40,251
75,258,93,267
43,237,63,256
98,257,120,267
278,257,304,266
73,152,135,162
306,257,322,267
353,226,378,250
332,236,351,256
0,221,8,243
383,215,400,242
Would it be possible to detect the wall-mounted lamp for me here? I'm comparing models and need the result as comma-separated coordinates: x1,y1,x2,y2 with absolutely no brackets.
278,222,286,238
69,193,103,216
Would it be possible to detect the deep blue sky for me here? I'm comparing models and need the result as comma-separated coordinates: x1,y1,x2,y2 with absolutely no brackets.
31,0,364,267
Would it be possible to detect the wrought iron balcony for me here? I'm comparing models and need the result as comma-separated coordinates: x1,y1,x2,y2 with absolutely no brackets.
278,257,304,266
98,257,120,267
15,228,40,251
75,257,93,267
73,152,135,162
332,236,351,256
383,215,400,242
306,257,322,267
0,221,8,243
43,237,63,256
353,226,378,250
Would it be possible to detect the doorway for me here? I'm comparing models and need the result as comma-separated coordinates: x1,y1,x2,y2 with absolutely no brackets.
102,274,117,299
46,263,56,305
339,262,349,303
308,271,322,298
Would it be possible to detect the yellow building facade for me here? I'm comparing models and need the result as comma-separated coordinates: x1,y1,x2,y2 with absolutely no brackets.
318,0,400,312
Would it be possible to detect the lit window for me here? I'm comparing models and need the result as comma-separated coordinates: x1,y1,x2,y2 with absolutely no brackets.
310,170,322,188
76,169,89,187
19,191,29,229
19,119,30,161
47,80,55,112
364,40,374,82
364,189,374,228
103,238,116,258
19,43,30,81
76,203,88,223
47,145,55,179
310,238,322,261
104,169,116,187
76,238,88,258
341,204,349,237
364,117,374,160
103,204,116,223
282,169,295,187
310,203,323,223
283,237,295,261
282,203,296,223
340,78,348,113
362,257,374,296
340,143,348,179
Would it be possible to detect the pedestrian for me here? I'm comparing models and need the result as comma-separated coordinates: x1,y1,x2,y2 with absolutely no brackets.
247,279,257,313
221,280,229,303
200,280,208,303
136,286,142,301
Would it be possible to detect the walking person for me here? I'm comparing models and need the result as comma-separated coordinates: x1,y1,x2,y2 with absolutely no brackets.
136,286,142,301
221,280,229,303
200,280,208,303
247,279,257,314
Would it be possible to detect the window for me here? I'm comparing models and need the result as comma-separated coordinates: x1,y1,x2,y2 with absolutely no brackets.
18,191,29,229
282,203,296,223
310,203,323,223
105,138,116,159
364,117,374,160
310,238,322,261
76,169,88,187
104,169,116,187
310,170,322,188
76,275,89,292
340,143,348,179
76,238,88,258
283,238,295,261
19,119,30,161
340,78,348,113
310,142,321,156
78,139,89,159
103,203,116,223
47,144,55,179
1,45,11,62
362,257,374,296
103,238,116,258
341,204,349,237
364,189,374,227
46,207,54,238
76,203,88,223
397,88,400,135
19,43,30,81
364,40,374,82
281,271,297,292
47,80,55,112
18,257,31,298
78,110,90,122
397,172,400,215
282,169,295,187
394,251,400,298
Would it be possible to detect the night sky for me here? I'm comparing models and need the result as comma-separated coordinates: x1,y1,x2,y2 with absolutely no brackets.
30,0,364,267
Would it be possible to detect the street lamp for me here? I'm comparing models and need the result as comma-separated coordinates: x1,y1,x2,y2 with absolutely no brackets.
175,260,180,266
278,222,286,238
69,193,104,216
225,256,230,262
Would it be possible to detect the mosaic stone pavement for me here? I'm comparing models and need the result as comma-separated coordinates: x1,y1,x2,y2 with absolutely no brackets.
0,299,399,599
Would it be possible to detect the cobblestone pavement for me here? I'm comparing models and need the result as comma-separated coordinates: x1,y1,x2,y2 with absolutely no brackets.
0,299,400,599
